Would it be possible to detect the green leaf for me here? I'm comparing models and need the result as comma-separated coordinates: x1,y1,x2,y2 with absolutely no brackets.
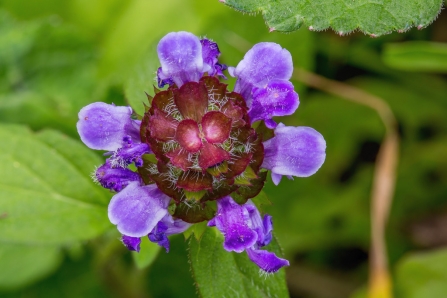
395,249,447,298
221,0,443,36
189,227,289,298
383,41,447,72
0,243,62,290
0,125,111,245
132,237,161,269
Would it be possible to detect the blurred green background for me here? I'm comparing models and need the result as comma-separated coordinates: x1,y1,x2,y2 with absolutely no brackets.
0,0,446,297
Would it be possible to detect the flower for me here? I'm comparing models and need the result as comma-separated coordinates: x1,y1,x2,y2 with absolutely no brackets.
208,196,289,273
76,31,326,273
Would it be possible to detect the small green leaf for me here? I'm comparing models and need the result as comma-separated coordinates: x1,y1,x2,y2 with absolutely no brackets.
0,125,111,245
396,248,447,298
0,243,62,290
221,0,443,36
383,42,447,73
189,227,289,298
251,190,271,207
184,221,209,241
132,237,161,269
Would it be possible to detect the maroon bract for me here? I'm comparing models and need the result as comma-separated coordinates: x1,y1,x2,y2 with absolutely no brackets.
139,76,265,218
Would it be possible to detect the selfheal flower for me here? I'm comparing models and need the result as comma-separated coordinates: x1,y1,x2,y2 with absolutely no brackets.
157,32,227,88
77,31,326,274
229,43,298,128
262,123,326,185
208,196,289,273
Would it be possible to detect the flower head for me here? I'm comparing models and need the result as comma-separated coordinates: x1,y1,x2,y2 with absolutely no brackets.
76,31,326,273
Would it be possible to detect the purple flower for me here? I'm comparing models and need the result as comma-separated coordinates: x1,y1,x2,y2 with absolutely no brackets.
229,42,293,106
208,196,289,273
108,182,170,237
262,123,326,185
157,33,227,88
148,214,191,252
77,31,326,270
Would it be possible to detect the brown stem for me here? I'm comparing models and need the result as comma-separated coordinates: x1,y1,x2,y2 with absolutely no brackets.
293,68,398,298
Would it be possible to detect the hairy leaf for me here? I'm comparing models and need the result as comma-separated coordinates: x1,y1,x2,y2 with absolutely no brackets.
220,0,443,36
189,227,289,298
0,125,110,245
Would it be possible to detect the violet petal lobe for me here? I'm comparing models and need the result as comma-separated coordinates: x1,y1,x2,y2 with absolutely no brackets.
232,43,293,104
200,38,227,78
207,196,257,253
262,123,326,185
157,31,203,87
95,160,140,192
121,235,141,252
248,80,299,127
77,102,138,151
149,214,191,252
245,201,273,247
111,138,150,168
108,182,170,237
246,248,289,273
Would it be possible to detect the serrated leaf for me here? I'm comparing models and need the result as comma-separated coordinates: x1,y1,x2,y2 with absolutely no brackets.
221,0,443,36
395,249,447,298
132,237,161,269
0,243,62,290
383,41,447,72
189,227,289,298
0,125,111,245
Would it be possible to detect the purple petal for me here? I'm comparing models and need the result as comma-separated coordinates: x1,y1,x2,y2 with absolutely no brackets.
248,80,299,126
157,31,203,87
271,173,283,185
95,160,141,192
208,196,257,253
200,38,227,78
148,221,170,252
121,235,141,252
262,123,326,184
108,182,170,237
245,201,273,247
77,102,140,151
110,137,150,167
157,67,175,88
246,248,289,273
232,43,293,104
148,214,191,252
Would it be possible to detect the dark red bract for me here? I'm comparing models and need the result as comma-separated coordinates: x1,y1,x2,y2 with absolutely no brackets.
138,76,267,223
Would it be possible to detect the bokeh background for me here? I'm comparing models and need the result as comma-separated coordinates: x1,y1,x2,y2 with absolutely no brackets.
0,0,446,297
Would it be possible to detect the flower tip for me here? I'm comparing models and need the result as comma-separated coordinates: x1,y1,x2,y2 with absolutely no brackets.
269,27,275,33
219,0,226,3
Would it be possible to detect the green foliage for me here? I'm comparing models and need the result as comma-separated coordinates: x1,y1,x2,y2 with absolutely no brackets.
0,244,62,290
221,0,443,36
383,41,447,72
0,125,110,245
395,249,447,298
132,237,161,269
189,228,289,298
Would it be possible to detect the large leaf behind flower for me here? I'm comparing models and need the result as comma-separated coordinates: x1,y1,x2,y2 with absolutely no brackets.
221,0,443,36
189,227,289,298
0,125,111,245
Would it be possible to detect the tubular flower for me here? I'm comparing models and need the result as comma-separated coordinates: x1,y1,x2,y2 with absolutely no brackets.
76,31,326,273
